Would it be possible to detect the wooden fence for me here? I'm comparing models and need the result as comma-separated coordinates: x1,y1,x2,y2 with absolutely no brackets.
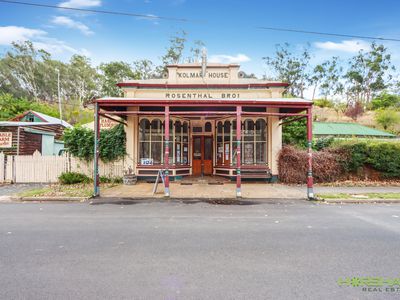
0,151,124,183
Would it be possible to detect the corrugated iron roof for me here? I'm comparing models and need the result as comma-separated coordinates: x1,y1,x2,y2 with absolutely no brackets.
31,111,72,128
314,122,396,138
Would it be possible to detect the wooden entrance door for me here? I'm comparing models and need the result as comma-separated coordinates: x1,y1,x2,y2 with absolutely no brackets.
192,136,213,176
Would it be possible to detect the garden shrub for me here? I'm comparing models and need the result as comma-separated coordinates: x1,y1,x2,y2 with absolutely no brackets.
63,124,126,162
282,118,307,147
366,142,400,178
313,137,335,151
314,99,334,108
331,140,368,173
278,140,400,183
99,175,123,184
278,146,343,183
59,172,92,184
63,126,94,161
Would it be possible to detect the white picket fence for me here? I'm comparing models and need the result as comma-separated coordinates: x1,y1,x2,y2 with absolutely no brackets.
0,151,124,183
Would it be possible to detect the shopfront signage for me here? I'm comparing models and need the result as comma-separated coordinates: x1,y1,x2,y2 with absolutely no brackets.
100,117,117,130
165,92,240,99
176,71,229,79
0,132,12,148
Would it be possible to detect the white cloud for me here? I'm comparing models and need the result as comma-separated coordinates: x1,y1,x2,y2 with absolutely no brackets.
0,26,47,45
52,16,93,35
314,39,370,53
209,53,251,64
0,25,89,56
137,14,159,25
33,38,89,56
59,0,101,8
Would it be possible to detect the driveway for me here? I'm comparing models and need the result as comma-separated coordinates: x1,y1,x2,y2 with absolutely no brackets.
0,200,399,299
0,183,47,202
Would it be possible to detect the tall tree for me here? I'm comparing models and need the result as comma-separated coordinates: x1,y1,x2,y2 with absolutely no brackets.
310,57,343,100
263,43,311,98
344,43,394,105
189,40,205,63
99,61,138,97
66,55,99,104
156,30,187,75
0,41,50,101
132,59,156,80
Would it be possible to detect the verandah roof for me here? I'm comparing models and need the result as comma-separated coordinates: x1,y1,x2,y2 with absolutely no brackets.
95,97,312,106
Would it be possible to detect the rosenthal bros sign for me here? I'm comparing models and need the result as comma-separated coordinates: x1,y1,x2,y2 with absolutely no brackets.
165,92,240,99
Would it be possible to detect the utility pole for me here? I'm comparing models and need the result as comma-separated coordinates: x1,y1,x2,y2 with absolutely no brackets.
56,68,62,123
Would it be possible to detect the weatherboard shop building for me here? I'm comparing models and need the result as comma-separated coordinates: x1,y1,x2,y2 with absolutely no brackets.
93,62,314,198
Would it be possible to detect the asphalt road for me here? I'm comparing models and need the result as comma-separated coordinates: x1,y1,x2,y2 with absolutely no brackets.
0,200,399,300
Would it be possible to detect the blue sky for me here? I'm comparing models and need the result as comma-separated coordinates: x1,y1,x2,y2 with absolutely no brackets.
1,0,400,96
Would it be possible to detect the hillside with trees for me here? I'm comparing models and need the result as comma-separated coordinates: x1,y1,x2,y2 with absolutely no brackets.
1,33,399,133
0,31,204,125
263,42,400,143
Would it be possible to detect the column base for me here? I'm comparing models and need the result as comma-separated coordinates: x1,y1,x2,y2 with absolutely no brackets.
164,187,170,198
307,187,314,200
236,188,242,198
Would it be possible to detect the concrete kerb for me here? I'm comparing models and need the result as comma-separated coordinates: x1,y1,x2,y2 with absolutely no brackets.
321,198,400,204
88,196,309,206
14,196,91,202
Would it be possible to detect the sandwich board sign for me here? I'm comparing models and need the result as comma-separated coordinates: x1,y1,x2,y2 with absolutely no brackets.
152,169,166,195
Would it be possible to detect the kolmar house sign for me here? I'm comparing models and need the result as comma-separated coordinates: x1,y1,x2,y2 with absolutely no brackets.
94,61,314,199
176,70,230,79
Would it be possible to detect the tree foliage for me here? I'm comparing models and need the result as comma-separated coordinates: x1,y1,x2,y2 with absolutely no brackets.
371,93,400,110
310,57,343,100
63,124,126,162
263,43,311,98
375,109,400,131
99,61,139,97
344,43,394,104
282,118,307,147
0,34,208,125
344,101,364,121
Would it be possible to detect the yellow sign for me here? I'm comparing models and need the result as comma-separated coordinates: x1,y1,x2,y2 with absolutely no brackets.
0,132,12,148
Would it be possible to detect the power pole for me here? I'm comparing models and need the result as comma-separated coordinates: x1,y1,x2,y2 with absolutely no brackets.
56,68,62,123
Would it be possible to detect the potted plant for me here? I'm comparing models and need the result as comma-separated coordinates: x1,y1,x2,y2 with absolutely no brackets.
123,166,137,185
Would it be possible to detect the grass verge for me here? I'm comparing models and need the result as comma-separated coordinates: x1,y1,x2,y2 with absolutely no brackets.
18,184,94,198
317,193,400,200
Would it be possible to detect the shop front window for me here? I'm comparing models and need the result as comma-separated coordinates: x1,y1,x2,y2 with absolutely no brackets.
174,120,189,165
139,118,189,166
230,118,267,166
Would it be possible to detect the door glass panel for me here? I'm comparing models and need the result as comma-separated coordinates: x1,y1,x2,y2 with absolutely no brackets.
193,137,201,159
243,142,254,164
204,138,212,160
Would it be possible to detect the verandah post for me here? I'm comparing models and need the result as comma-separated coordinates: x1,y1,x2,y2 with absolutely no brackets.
164,106,170,197
93,101,100,197
236,105,242,198
306,107,314,199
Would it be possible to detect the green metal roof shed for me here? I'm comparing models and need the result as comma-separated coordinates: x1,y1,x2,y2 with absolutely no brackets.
313,122,397,138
